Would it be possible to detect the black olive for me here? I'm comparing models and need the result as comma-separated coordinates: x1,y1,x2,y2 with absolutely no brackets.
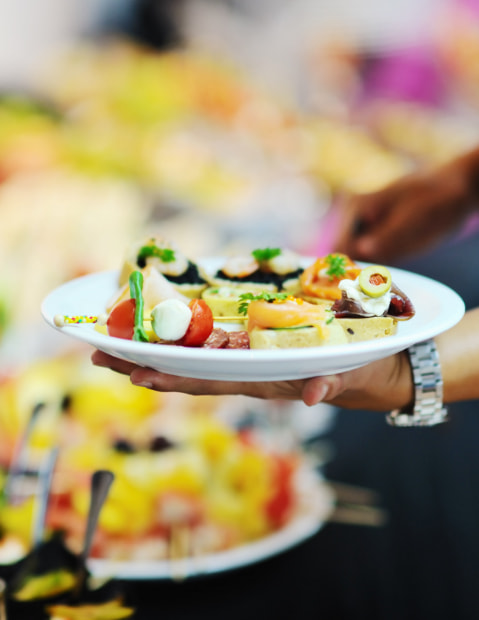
112,439,136,454
60,394,72,413
150,436,175,452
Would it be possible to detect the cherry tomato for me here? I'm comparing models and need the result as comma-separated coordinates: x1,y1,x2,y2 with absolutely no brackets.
177,299,214,347
107,298,136,340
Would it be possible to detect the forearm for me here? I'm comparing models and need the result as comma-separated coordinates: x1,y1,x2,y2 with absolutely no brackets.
436,307,479,404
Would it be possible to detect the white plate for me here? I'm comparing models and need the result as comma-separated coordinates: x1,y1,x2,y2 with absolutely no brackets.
41,259,465,381
87,469,334,580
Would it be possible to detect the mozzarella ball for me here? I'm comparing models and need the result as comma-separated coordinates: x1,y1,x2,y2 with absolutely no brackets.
151,299,192,341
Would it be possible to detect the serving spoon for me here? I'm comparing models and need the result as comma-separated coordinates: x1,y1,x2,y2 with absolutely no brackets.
4,402,46,503
73,469,115,599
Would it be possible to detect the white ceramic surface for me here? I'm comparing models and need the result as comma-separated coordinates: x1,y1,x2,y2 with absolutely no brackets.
41,259,465,381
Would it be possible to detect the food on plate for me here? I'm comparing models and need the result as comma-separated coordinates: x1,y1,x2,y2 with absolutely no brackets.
1,527,134,618
106,264,189,317
102,271,215,346
52,242,414,349
239,292,348,349
298,254,415,343
331,264,415,342
210,248,304,293
5,533,82,617
12,569,77,602
201,285,249,321
47,599,134,619
299,253,362,302
119,236,209,299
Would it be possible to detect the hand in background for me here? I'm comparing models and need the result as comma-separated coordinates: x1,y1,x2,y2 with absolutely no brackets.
333,150,479,263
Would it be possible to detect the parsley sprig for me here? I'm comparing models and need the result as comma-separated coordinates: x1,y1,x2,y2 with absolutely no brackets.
325,253,347,279
238,291,289,315
252,248,281,262
137,244,175,264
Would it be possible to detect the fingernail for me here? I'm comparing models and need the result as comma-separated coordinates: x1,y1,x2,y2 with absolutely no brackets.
132,380,153,389
316,382,330,402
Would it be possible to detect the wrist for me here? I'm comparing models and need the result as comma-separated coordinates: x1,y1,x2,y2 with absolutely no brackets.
386,339,448,427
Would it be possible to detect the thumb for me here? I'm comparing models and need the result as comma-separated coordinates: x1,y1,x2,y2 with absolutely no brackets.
301,375,343,406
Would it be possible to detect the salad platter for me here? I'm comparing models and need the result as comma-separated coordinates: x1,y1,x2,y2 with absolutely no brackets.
87,468,334,580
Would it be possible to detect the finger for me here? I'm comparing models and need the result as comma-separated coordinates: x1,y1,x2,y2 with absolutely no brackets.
129,368,306,401
353,196,423,262
301,375,343,406
91,350,141,375
129,367,254,395
334,190,392,257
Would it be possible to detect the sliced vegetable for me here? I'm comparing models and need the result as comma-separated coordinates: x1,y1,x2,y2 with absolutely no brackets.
106,299,136,340
129,271,149,342
47,599,135,619
264,455,296,528
358,265,392,298
177,299,214,347
13,569,76,601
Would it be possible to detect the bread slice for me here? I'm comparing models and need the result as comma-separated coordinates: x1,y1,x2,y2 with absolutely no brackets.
201,286,246,320
248,321,348,349
296,296,398,342
337,317,398,342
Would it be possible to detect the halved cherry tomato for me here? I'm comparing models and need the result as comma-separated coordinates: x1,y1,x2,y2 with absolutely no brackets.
107,298,136,340
177,299,214,347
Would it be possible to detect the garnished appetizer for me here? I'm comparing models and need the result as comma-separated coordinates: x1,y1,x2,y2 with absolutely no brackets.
211,248,304,293
119,236,209,298
239,292,348,349
201,285,249,322
299,253,362,303
104,271,215,347
332,264,415,342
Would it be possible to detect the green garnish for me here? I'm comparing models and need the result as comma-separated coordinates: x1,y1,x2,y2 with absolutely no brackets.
238,291,289,315
137,245,175,264
326,315,335,325
129,271,149,342
325,254,347,279
252,248,281,262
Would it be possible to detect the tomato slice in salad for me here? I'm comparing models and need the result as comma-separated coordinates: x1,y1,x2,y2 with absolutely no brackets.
107,298,136,340
177,299,214,347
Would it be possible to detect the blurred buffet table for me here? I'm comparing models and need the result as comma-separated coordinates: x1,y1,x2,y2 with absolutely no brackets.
3,3,479,616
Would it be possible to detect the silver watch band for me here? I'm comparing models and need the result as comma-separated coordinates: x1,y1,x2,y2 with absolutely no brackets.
386,339,448,427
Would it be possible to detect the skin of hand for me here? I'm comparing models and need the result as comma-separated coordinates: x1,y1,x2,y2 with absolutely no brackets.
334,148,479,263
91,348,414,412
91,308,479,413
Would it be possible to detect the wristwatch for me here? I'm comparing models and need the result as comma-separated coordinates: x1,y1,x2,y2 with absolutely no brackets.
386,339,449,427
